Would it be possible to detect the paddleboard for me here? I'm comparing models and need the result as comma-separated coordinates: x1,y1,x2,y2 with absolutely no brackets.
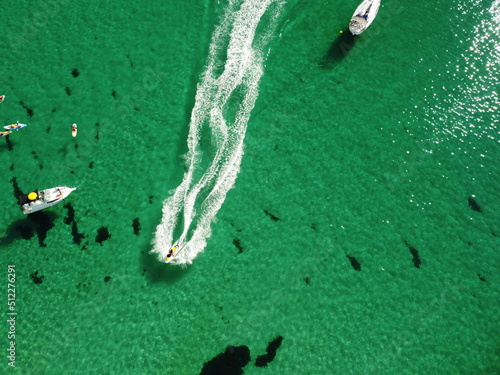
3,122,27,130
0,95,5,103
1,130,12,137
71,123,77,137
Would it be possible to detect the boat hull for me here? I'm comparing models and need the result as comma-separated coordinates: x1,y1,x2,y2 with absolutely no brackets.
349,0,381,35
19,186,77,214
4,123,28,130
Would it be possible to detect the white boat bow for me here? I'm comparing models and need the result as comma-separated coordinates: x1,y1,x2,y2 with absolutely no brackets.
349,0,381,35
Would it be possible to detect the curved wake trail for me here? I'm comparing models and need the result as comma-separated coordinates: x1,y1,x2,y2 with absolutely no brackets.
152,0,284,264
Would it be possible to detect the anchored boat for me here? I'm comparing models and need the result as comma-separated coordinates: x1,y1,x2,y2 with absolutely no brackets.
349,0,381,35
19,186,78,214
4,121,28,131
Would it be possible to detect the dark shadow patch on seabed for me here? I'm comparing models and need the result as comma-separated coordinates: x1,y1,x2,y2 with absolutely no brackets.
95,227,111,245
76,282,91,293
10,177,23,199
30,270,45,285
19,101,34,117
71,222,86,246
64,203,86,247
404,241,421,268
200,345,250,375
0,211,58,248
255,336,284,367
468,196,482,213
132,217,141,235
264,210,280,222
25,211,57,247
233,238,243,253
320,28,358,69
63,203,75,224
346,255,361,271
94,122,100,142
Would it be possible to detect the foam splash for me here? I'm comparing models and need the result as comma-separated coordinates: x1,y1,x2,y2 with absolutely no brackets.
152,0,284,264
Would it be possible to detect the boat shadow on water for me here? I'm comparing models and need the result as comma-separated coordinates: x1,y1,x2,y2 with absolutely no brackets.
139,245,190,284
0,211,57,248
320,28,358,69
1,135,14,152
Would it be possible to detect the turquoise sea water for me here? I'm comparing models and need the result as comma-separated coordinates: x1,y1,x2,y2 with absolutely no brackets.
0,0,499,374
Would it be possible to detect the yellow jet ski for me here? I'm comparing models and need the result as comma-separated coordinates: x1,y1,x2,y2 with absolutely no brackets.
163,244,182,263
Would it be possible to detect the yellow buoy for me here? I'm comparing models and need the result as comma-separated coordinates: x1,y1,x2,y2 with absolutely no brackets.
28,192,37,201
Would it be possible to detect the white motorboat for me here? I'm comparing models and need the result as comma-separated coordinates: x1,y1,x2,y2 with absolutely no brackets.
349,0,381,35
19,186,78,214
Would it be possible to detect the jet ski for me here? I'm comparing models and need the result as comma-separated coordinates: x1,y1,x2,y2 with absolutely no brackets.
163,244,183,263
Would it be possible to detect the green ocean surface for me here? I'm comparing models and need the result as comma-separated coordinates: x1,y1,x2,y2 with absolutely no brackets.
0,0,498,374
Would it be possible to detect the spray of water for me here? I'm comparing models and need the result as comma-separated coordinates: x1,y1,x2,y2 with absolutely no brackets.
152,0,284,264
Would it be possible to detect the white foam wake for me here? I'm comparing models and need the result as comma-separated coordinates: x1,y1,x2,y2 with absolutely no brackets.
152,0,284,264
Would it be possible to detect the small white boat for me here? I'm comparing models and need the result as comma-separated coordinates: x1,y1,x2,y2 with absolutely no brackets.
349,0,381,35
19,186,78,214
4,121,28,131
